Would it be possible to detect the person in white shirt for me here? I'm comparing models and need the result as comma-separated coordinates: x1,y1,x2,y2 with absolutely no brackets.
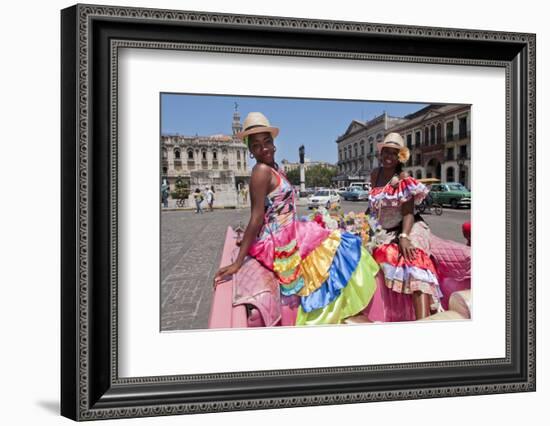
205,187,215,212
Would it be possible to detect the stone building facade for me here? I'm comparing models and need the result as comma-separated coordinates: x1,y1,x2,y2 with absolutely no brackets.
335,105,471,188
390,104,471,187
334,112,408,187
161,109,251,207
280,158,336,173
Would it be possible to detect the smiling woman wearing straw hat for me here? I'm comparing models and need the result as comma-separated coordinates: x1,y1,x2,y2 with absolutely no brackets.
214,112,380,325
368,132,444,319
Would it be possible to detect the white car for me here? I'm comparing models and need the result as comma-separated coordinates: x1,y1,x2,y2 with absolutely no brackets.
307,189,341,209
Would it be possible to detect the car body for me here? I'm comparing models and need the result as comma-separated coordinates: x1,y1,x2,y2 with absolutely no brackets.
337,186,349,195
349,182,372,192
429,182,471,208
209,225,471,328
342,186,369,201
307,189,340,209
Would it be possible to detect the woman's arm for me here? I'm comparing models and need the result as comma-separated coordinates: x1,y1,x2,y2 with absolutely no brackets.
214,164,272,282
399,199,417,262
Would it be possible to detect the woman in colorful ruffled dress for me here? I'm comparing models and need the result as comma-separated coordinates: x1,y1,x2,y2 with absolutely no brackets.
214,112,380,325
368,132,443,319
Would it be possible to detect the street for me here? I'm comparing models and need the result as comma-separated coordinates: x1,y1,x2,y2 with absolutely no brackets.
160,200,470,331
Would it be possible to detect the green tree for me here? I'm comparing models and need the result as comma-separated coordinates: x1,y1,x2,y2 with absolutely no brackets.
305,165,337,188
171,176,190,200
285,168,301,186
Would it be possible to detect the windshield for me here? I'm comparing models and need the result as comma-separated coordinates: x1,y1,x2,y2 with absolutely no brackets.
314,191,329,196
447,183,467,191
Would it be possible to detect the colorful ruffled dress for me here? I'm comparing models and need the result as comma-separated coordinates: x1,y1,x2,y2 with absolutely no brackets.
368,175,443,311
248,167,379,325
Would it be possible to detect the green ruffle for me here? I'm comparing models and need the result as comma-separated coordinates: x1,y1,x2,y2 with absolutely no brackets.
295,247,379,325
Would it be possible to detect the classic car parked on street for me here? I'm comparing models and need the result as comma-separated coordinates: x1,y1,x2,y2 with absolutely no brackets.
429,182,471,208
342,186,369,201
307,189,341,209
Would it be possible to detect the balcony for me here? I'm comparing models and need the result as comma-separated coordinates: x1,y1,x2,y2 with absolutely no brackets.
457,131,470,141
421,143,445,154
187,160,195,170
447,131,470,142
201,161,208,169
212,161,219,169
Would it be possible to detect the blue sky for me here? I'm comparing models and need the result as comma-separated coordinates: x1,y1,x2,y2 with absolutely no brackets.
161,93,428,164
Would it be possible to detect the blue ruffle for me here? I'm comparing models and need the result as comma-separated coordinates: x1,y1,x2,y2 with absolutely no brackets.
300,232,362,313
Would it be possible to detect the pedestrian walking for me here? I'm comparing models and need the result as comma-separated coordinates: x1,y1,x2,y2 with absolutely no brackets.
193,188,204,214
161,180,169,208
205,186,214,212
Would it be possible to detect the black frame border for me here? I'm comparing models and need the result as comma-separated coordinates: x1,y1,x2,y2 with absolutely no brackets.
61,4,536,421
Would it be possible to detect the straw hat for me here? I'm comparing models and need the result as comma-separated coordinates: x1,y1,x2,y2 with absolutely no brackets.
377,132,410,163
236,112,279,143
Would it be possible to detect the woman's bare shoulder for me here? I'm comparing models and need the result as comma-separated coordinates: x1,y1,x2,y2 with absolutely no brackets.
252,163,272,175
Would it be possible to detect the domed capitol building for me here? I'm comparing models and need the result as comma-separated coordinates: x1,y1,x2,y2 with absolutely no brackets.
161,109,251,207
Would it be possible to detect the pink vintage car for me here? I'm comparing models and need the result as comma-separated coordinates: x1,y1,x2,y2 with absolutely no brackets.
209,225,471,328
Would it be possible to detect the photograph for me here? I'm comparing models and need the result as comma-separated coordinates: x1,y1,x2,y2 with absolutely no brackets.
159,94,472,331
58,2,536,420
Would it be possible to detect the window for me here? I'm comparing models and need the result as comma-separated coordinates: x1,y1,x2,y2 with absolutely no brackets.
162,167,167,174
174,149,180,159
459,117,467,139
237,150,241,160
415,131,421,146
446,121,454,141
424,128,429,145
436,123,442,144
447,148,454,161
360,142,364,156
187,150,193,160
202,150,207,160
446,167,455,182
162,148,167,159
430,125,436,145
406,134,412,149
354,144,358,158
213,150,217,161
415,154,421,166
459,145,468,159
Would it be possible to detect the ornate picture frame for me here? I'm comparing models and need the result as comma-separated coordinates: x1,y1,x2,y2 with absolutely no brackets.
61,4,535,420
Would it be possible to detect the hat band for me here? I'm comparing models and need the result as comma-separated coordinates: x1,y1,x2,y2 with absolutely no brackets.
244,124,270,132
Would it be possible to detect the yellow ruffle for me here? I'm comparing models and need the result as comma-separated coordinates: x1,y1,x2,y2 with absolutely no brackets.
295,247,379,325
298,230,342,296
273,250,301,273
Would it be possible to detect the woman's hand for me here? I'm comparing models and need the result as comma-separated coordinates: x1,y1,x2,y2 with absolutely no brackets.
213,261,242,287
398,237,417,262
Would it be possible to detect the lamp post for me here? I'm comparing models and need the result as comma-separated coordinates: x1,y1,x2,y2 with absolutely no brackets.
299,145,306,193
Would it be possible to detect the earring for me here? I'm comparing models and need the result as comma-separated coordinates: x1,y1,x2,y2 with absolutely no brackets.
249,152,254,159
273,146,277,152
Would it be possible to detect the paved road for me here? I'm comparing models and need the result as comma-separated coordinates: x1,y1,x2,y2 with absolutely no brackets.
160,208,247,331
160,201,470,331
